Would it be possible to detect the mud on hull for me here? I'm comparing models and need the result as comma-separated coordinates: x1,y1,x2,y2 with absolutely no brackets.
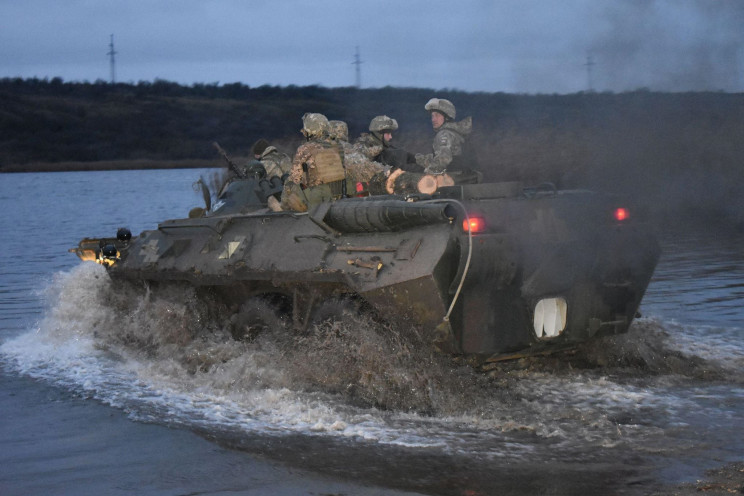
71,180,660,359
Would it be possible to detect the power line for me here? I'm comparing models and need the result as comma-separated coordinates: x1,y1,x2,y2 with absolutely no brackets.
352,46,363,88
107,34,117,84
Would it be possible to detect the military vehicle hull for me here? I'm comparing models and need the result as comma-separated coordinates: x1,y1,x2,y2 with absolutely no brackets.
71,179,659,360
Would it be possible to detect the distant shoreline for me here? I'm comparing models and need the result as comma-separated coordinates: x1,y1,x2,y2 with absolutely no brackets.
0,159,222,173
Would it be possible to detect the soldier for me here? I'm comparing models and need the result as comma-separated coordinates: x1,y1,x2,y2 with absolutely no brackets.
329,119,367,180
354,115,418,171
251,138,270,159
415,98,477,175
324,118,384,190
231,139,267,178
252,139,292,179
353,116,388,162
328,120,349,144
280,113,346,212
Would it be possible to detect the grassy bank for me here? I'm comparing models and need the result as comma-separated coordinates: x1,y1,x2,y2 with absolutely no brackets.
2,78,743,228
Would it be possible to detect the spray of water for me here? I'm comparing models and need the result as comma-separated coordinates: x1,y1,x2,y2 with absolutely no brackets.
65,264,493,416
3,263,740,457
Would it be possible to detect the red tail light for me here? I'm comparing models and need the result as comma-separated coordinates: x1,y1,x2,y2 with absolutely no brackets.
614,207,629,222
355,181,369,197
463,217,486,233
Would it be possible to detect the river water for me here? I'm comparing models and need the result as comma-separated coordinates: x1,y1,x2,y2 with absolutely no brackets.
0,169,742,495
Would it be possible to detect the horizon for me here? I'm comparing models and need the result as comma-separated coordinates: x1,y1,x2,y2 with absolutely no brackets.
2,1,743,94
6,75,743,97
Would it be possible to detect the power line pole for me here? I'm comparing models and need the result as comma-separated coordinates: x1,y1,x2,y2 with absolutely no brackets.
107,34,117,84
352,46,363,88
584,53,595,92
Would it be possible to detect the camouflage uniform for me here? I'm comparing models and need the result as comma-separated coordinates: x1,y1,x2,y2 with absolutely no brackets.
415,98,473,174
259,146,292,178
281,113,346,212
344,146,386,185
356,115,395,164
353,132,385,161
328,120,349,143
325,119,384,189
348,126,388,187
287,141,345,187
357,115,419,171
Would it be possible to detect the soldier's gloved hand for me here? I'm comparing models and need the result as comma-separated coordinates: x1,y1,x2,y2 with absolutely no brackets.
415,153,425,166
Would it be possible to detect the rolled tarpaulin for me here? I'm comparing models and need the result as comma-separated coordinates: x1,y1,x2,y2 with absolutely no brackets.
324,198,456,232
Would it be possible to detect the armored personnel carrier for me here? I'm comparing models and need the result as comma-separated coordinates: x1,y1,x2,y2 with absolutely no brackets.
71,173,660,362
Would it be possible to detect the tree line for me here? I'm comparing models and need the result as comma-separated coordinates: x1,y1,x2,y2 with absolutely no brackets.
1,77,743,227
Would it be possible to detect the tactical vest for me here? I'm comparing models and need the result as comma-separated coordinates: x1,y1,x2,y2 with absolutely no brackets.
308,145,346,198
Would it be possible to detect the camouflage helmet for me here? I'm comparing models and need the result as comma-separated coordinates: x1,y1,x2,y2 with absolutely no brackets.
301,113,330,138
369,115,399,133
328,120,349,142
424,98,456,120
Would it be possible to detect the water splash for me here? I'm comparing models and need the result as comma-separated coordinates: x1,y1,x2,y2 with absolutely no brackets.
2,263,741,459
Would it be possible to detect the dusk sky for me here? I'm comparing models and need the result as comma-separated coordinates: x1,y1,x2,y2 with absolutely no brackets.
2,0,743,94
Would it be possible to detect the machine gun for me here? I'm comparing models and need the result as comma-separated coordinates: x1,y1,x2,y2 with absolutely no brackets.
213,142,247,179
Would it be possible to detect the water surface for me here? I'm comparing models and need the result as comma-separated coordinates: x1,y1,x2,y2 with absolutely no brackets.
1,170,742,495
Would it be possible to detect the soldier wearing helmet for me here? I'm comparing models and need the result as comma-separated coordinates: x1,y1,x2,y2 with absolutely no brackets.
415,98,476,175
250,138,291,179
354,115,418,171
280,113,346,212
327,119,356,174
328,120,349,143
328,119,377,184
333,117,386,189
328,118,381,187
369,115,398,142
327,119,356,164
353,115,396,160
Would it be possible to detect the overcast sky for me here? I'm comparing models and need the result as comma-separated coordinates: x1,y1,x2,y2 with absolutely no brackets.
2,0,743,94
